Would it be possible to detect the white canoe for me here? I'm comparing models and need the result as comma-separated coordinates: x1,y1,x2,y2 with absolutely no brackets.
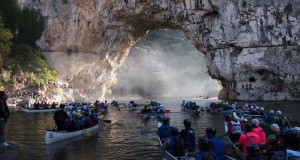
20,109,58,113
45,124,99,144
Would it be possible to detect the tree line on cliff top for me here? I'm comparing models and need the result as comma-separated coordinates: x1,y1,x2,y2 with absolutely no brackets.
0,0,58,90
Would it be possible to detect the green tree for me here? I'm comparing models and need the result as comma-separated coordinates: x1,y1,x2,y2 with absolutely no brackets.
0,16,13,68
0,0,19,32
16,7,44,46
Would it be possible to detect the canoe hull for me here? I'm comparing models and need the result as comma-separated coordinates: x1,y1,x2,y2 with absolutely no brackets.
45,125,99,144
20,109,57,113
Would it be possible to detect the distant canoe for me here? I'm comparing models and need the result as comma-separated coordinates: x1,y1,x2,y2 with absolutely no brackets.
45,124,99,144
19,108,57,113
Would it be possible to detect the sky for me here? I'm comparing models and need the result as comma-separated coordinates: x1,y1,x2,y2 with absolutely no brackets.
110,29,221,98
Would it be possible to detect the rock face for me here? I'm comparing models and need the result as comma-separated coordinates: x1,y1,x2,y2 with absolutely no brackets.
17,0,300,101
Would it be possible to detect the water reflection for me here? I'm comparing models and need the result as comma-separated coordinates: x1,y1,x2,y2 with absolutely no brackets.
5,98,300,160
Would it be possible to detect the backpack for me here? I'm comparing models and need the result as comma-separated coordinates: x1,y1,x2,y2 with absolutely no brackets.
173,136,185,157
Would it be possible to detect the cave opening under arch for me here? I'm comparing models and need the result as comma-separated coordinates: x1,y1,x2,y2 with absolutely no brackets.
110,29,222,99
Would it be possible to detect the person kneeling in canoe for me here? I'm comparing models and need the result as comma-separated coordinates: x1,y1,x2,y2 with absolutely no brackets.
238,123,261,156
225,114,243,143
90,109,99,124
54,104,69,131
162,127,185,158
157,117,172,143
180,119,196,153
193,136,218,160
205,127,226,160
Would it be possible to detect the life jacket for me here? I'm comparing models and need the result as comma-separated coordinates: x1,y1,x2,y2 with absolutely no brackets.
181,128,195,151
252,126,266,143
286,149,300,160
158,125,171,140
195,151,218,160
209,137,226,160
91,114,99,124
167,136,185,157
231,121,242,134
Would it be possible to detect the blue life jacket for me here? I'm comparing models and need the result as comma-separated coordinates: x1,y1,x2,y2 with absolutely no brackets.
180,128,195,151
286,149,300,159
167,136,185,157
194,150,219,160
158,124,171,140
91,114,99,124
208,137,226,160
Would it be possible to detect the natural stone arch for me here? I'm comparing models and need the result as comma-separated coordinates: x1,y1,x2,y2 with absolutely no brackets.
19,0,300,101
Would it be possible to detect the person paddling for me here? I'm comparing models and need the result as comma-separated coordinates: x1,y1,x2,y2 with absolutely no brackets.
53,104,69,131
179,119,195,153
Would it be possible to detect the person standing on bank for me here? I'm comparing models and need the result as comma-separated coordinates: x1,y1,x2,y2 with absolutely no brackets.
0,91,10,147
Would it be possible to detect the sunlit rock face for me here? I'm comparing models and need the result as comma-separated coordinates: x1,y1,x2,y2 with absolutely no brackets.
18,0,300,101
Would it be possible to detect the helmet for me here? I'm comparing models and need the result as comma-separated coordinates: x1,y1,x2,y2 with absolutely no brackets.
276,110,282,116
270,123,280,133
260,107,264,111
59,103,66,108
163,117,170,124
245,123,253,132
246,143,260,156
75,113,82,119
251,119,260,127
171,127,179,136
250,106,254,109
198,136,211,150
269,110,274,114
294,127,300,132
225,114,232,121
255,106,260,110
183,119,191,128
206,127,217,136
283,128,300,149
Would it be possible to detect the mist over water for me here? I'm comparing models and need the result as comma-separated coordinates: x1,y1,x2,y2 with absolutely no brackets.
111,29,221,98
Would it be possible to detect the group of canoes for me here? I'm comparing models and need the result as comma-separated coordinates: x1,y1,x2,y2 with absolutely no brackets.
140,101,167,120
181,100,201,116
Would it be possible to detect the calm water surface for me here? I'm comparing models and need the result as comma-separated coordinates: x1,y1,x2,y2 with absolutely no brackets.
5,98,300,160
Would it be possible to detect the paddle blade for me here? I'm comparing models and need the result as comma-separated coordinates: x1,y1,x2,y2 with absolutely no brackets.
83,128,91,137
99,114,105,121
165,110,171,113
140,129,156,135
103,119,111,123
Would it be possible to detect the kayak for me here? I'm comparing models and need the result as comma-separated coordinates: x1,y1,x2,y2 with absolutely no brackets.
45,124,99,144
19,108,57,113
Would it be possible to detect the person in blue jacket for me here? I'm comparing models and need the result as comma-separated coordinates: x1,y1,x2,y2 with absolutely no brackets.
162,127,185,157
157,117,172,142
194,136,218,160
180,119,195,152
205,127,226,160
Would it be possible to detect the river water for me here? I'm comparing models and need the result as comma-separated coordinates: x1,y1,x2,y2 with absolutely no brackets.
5,98,300,160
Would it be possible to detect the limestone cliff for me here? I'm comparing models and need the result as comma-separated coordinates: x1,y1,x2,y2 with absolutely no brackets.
17,0,300,101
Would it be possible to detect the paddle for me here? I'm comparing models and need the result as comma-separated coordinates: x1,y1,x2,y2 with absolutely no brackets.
140,129,157,135
165,109,171,113
101,119,111,123
83,128,92,137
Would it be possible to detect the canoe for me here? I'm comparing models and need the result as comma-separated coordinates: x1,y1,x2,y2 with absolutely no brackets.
45,124,99,144
181,106,200,116
226,135,246,160
19,108,57,113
